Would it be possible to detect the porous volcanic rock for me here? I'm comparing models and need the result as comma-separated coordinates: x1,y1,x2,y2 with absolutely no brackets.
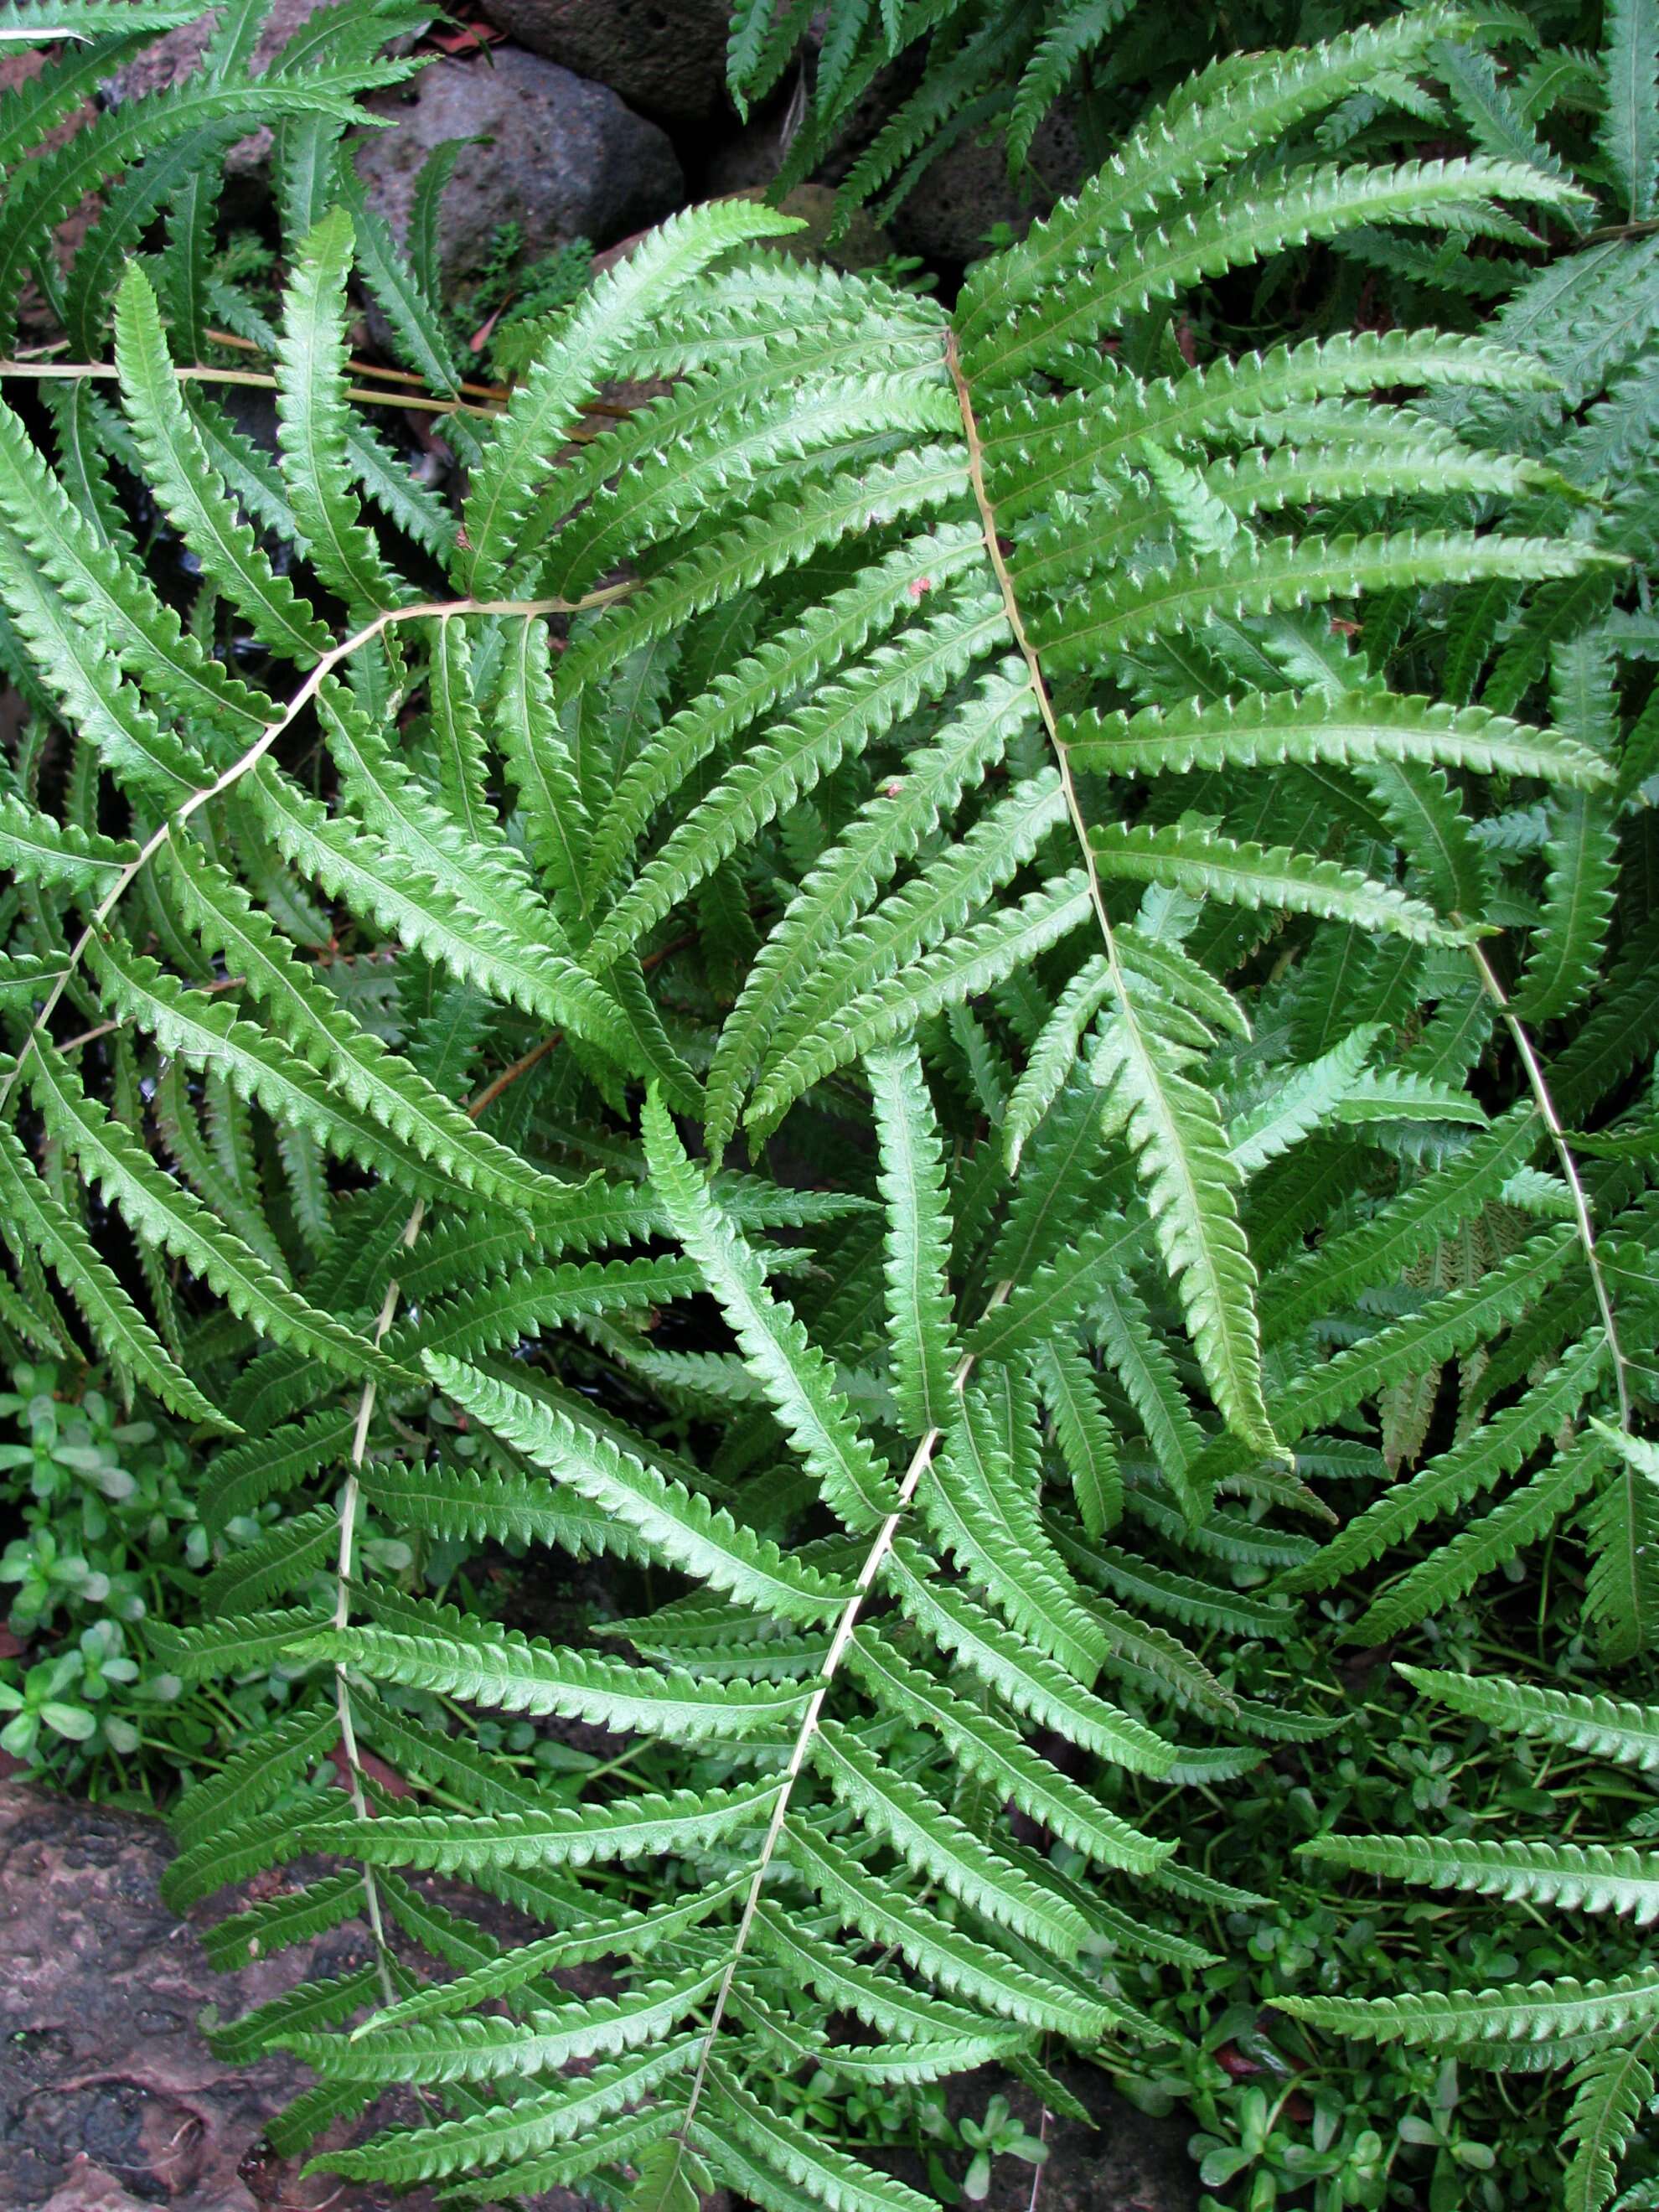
886,107,1091,266
472,0,733,124
351,48,685,292
101,0,350,184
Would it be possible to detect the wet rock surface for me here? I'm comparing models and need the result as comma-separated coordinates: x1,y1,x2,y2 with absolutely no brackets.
0,1784,590,2212
352,48,685,291
0,1786,286,2210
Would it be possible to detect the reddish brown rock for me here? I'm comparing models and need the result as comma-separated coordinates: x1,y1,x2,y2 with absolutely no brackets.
100,0,339,183
0,49,99,334
0,1785,593,2212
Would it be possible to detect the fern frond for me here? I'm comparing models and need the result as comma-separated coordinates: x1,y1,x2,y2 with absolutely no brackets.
199,1872,370,1974
1289,1326,1611,1588
867,1038,959,1435
920,1380,1108,1681
784,1821,1120,2040
556,454,973,718
1063,687,1615,790
1279,1970,1659,2049
0,71,410,340
1585,1424,1659,1664
294,1776,783,1875
1398,1666,1659,1770
752,1903,1013,2046
969,1207,1143,1364
1563,2042,1656,2212
171,1699,339,1853
1272,1218,1577,1447
700,2067,936,2212
463,199,806,595
113,265,331,662
1262,1102,1541,1343
813,1719,1088,1956
1091,982,1274,1455
147,1602,333,1682
243,763,633,1064
884,1539,1175,1783
440,2109,685,2204
969,158,1591,387
310,2037,700,2184
422,1352,850,1620
985,331,1559,518
1514,790,1620,1020
705,660,1033,1150
1006,0,1134,170
1036,533,1604,674
747,873,1095,1140
1302,1832,1659,1925
0,1111,223,1424
588,596,1010,970
1600,0,1659,221
344,1878,749,2037
199,1506,337,1615
25,1040,402,1386
396,1252,721,1366
301,1611,809,1741
1090,819,1460,944
643,1089,899,1532
847,1629,1155,1868
156,850,570,1218
274,206,403,612
963,12,1457,329
87,936,470,1211
282,1962,723,2085
1030,1337,1121,1536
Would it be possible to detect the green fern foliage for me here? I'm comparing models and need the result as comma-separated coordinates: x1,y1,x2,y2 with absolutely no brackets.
0,1,1656,2203
1289,1664,1659,2211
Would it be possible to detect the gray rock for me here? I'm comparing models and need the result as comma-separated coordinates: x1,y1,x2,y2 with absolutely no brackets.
472,0,732,124
886,108,1090,266
353,49,685,294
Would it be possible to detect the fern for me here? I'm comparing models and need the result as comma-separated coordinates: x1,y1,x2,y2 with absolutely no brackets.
0,4,1652,2203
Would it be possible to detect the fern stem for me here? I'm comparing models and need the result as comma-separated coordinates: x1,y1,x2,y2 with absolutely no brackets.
1467,940,1633,1431
0,357,504,421
0,588,628,1128
333,1197,426,2006
464,1034,561,1123
202,325,516,408
675,1281,1012,2150
943,333,1142,1101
